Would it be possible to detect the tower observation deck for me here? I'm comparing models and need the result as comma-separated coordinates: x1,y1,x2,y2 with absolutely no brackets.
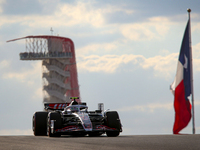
7,35,80,104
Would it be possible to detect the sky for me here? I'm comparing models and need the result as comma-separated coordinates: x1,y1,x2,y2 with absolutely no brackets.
0,0,200,135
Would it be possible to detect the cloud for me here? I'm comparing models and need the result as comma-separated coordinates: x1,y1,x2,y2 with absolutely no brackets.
2,1,198,48
0,0,4,13
117,102,173,113
120,17,171,41
140,53,178,78
193,22,200,32
0,1,106,28
54,1,134,28
77,42,119,56
100,4,134,15
117,99,200,113
0,0,163,39
77,54,143,73
77,53,179,79
2,0,43,15
1,61,42,85
0,60,10,69
0,60,43,101
31,87,43,101
77,41,200,79
38,0,60,14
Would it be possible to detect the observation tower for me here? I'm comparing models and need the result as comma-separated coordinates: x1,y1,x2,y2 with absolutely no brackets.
7,35,80,104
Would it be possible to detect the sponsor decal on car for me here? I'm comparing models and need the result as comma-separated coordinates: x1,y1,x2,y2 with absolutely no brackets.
96,125,117,131
55,125,80,132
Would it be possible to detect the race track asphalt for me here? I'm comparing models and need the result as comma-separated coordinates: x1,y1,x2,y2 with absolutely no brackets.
0,134,200,150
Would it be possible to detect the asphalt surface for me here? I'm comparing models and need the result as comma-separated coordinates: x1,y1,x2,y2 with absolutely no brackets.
0,134,200,150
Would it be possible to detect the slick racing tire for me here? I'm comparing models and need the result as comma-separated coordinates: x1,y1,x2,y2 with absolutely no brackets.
105,111,121,137
47,112,62,137
33,111,48,136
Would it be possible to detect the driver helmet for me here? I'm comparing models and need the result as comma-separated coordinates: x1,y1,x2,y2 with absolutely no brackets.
69,100,78,106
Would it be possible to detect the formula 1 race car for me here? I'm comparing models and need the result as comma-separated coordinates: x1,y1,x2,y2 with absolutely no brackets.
32,97,122,137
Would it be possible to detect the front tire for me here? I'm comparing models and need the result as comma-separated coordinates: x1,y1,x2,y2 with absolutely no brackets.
105,111,121,137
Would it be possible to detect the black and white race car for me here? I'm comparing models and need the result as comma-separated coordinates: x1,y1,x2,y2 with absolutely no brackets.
33,97,122,137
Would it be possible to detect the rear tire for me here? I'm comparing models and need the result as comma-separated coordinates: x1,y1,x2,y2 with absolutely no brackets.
47,112,62,137
105,111,121,137
33,111,48,136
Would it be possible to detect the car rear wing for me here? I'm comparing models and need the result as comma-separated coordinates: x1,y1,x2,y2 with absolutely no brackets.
44,103,70,111
44,102,87,111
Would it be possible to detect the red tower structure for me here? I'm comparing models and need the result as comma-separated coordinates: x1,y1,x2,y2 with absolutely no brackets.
7,35,80,104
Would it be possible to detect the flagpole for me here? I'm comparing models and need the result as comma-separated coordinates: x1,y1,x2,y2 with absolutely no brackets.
187,8,195,134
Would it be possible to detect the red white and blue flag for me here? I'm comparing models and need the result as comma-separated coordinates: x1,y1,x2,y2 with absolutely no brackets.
170,18,192,134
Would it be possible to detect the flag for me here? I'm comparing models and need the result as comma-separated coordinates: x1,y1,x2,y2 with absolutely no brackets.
170,18,192,134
